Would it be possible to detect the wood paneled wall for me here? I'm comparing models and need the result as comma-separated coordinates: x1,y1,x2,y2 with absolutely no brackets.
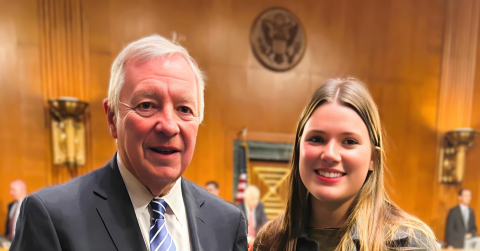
431,0,480,241
1,0,480,241
0,0,47,234
38,0,93,185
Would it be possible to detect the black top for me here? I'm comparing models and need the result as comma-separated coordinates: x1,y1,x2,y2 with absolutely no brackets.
306,228,339,251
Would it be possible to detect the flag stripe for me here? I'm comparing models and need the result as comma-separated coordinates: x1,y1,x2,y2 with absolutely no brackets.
235,141,249,203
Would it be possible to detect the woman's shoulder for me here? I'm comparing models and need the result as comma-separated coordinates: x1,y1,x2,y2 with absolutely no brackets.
388,226,439,251
382,205,439,250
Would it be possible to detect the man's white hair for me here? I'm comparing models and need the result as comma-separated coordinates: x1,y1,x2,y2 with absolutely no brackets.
10,179,27,191
244,185,261,201
107,35,205,123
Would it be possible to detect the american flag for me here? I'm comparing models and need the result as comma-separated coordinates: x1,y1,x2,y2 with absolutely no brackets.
235,141,249,204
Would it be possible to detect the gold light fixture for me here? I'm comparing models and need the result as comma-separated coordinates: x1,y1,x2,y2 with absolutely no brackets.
48,97,88,172
439,128,478,183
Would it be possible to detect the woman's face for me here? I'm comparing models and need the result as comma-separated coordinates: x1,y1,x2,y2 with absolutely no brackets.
299,102,373,205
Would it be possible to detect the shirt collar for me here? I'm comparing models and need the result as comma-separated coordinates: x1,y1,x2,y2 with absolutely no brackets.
117,153,186,227
156,175,186,227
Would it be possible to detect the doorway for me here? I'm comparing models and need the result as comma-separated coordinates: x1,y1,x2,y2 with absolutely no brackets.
249,160,290,220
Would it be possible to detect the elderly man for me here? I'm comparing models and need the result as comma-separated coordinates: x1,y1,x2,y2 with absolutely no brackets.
236,185,268,246
11,35,247,251
5,180,27,241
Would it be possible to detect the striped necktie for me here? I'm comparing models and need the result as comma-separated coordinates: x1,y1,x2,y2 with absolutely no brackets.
150,198,176,251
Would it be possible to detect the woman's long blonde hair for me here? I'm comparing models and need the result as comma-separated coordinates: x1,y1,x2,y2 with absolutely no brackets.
254,78,437,251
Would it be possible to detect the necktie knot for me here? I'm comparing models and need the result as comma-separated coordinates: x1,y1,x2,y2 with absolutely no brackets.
150,198,168,219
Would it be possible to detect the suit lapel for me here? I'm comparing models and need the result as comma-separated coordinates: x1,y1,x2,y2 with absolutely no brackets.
182,179,209,251
94,155,148,251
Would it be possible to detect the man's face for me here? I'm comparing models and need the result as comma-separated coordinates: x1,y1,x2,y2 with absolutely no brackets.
106,55,199,194
10,183,23,201
459,189,472,206
246,194,259,210
205,184,219,196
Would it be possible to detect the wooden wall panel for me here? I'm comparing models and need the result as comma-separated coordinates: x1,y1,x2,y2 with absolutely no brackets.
0,0,46,235
464,13,480,244
430,0,480,241
38,0,93,185
86,0,118,171
3,0,480,241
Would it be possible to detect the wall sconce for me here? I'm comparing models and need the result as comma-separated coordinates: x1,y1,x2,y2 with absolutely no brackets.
48,97,89,172
439,128,478,183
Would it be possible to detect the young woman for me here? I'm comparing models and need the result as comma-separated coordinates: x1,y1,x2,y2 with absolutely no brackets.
253,79,438,251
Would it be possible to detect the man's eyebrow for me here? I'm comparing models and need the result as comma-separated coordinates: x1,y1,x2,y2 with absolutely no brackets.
129,91,197,107
131,90,158,98
176,96,196,104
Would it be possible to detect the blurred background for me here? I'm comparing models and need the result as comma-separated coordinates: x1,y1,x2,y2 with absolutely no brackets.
1,0,480,248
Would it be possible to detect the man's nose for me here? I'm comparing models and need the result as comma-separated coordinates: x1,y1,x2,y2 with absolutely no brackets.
154,107,180,137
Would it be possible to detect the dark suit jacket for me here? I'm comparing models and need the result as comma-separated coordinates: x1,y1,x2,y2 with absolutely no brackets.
11,155,247,251
5,201,14,238
446,205,477,248
236,201,268,234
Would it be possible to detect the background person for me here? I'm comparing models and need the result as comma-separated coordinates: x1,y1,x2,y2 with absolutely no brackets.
445,188,477,249
237,185,268,246
253,79,438,251
5,180,27,241
205,181,220,196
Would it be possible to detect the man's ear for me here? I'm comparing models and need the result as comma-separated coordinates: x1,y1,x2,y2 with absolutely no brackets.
104,99,118,139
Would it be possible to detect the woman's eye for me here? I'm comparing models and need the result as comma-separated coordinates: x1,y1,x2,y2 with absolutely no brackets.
139,102,153,110
308,136,324,143
179,106,192,114
344,139,358,145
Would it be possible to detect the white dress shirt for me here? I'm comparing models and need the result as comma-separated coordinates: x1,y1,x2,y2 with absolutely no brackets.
460,204,470,230
117,154,191,251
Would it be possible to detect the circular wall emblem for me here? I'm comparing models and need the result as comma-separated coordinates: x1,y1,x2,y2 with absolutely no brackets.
250,7,306,72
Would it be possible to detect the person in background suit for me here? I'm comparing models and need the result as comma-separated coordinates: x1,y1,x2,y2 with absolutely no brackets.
446,188,477,249
236,185,268,247
205,181,220,196
5,180,27,241
11,35,247,251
